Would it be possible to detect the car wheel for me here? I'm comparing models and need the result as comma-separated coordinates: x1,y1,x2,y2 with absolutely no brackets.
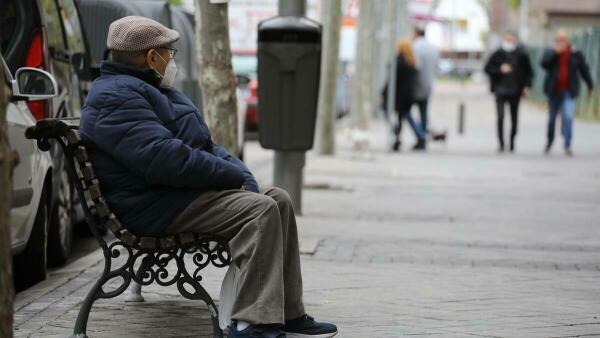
47,168,73,266
13,189,48,292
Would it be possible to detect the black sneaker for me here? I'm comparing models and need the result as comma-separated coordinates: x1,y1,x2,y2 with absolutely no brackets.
412,139,426,151
283,315,337,338
228,322,286,338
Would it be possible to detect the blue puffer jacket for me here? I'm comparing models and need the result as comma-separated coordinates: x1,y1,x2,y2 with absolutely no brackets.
80,61,258,236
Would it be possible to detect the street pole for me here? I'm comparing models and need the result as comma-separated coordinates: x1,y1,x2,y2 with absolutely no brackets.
449,0,466,136
351,0,374,132
316,0,342,155
519,0,529,43
386,0,398,134
278,0,305,16
274,0,307,214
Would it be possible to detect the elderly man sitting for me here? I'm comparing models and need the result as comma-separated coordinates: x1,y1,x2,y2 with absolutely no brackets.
80,16,337,338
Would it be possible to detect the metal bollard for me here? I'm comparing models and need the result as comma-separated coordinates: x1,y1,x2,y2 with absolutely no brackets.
458,101,465,135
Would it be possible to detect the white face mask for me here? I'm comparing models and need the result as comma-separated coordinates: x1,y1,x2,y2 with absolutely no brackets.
501,41,517,52
154,51,177,89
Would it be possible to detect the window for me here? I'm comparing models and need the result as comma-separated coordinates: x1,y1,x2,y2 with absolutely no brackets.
38,0,66,51
0,0,17,54
57,0,86,53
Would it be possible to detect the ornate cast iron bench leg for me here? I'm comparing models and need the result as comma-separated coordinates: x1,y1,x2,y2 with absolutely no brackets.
174,249,224,338
70,243,133,338
178,277,223,338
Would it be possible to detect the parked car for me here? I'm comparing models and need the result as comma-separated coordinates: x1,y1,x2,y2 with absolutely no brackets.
232,52,259,135
2,56,58,289
78,0,246,157
1,0,93,267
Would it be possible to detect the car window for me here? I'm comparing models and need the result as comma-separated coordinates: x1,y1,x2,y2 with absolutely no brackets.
56,0,85,53
38,0,66,51
232,55,257,76
0,0,17,54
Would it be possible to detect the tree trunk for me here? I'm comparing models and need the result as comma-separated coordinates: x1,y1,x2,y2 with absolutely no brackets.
0,52,17,338
195,0,239,155
315,0,342,155
351,0,375,131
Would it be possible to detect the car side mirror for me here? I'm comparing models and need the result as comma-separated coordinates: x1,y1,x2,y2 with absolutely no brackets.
12,67,58,101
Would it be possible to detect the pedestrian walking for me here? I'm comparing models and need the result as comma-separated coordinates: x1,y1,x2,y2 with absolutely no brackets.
484,31,533,153
389,40,427,151
412,26,439,137
541,29,594,156
79,16,338,338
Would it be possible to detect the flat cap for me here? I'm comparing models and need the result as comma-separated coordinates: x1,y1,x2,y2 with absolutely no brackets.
107,16,179,52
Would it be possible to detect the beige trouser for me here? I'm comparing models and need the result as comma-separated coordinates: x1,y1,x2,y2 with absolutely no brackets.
165,187,305,325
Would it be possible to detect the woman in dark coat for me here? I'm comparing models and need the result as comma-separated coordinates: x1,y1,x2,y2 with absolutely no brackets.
392,40,426,151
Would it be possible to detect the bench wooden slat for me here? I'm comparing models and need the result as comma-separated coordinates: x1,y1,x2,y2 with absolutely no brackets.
160,236,177,248
106,215,122,234
66,129,81,145
95,202,110,218
82,165,95,181
75,146,89,163
140,237,158,249
120,231,138,246
179,233,195,245
88,184,102,200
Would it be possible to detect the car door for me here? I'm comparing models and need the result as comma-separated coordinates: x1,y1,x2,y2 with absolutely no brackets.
7,101,38,253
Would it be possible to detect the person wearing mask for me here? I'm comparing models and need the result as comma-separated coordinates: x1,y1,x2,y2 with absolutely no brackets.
390,39,427,151
541,29,594,156
80,16,338,338
412,26,439,137
484,31,533,153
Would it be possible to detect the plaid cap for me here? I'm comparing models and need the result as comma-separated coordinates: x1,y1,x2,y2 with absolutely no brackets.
107,16,179,52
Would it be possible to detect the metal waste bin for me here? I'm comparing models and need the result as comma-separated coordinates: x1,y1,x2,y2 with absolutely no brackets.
257,16,322,151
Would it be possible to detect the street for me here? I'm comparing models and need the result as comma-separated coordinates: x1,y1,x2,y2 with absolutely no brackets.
13,81,600,337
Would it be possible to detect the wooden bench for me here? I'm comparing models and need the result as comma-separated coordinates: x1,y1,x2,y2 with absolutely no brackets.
26,118,231,338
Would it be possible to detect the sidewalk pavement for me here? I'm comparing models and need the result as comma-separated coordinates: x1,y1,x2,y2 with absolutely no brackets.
14,81,600,337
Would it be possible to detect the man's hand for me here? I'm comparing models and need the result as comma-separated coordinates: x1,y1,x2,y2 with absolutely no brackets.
589,88,594,97
240,185,246,191
522,87,530,98
500,63,512,74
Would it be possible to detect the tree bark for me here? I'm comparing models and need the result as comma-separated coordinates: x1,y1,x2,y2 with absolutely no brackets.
195,0,239,155
315,0,342,155
0,52,17,338
351,0,375,131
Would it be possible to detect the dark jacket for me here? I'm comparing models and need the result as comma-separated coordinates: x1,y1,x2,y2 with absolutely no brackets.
393,55,417,113
540,48,594,98
80,61,258,236
484,46,533,96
